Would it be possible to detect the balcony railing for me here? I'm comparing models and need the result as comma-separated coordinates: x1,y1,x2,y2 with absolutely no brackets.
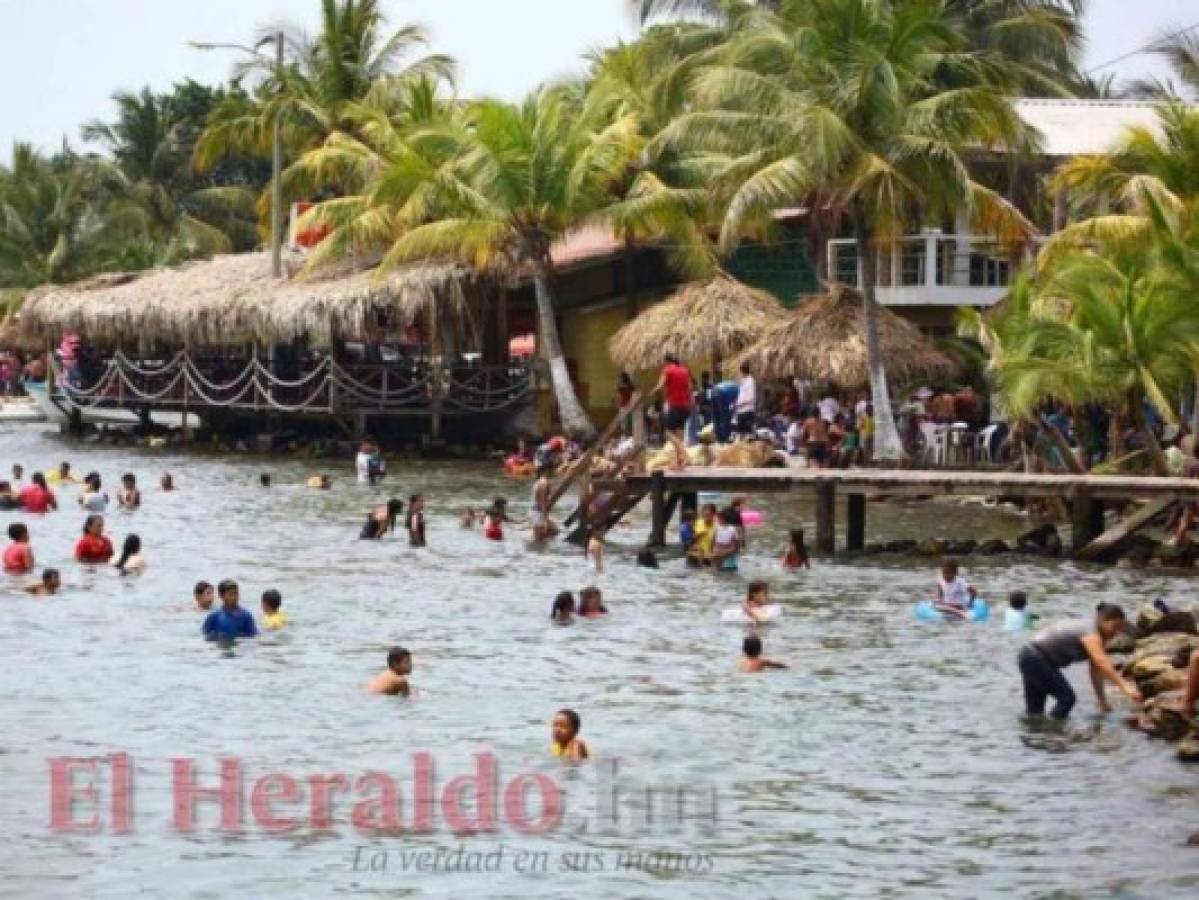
827,231,1026,307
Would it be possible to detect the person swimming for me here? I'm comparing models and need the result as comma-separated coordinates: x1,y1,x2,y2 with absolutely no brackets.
259,472,272,488
586,526,606,574
710,509,741,572
160,473,175,492
551,709,590,761
460,506,478,528
636,549,659,569
3,523,34,575
75,515,114,564
578,586,608,618
740,581,773,625
194,580,215,611
306,474,332,490
202,579,258,640
116,473,140,510
406,494,427,548
551,591,576,625
782,529,811,570
77,472,109,513
933,558,976,619
114,533,145,575
367,647,412,696
1003,590,1037,631
47,462,77,485
25,568,61,597
739,634,788,673
482,497,519,541
360,499,404,540
261,589,288,630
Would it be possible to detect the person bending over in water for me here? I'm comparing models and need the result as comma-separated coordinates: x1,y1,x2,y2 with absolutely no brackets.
202,579,259,640
75,515,114,564
551,709,590,761
194,580,215,611
1017,602,1142,720
782,529,811,570
114,534,146,575
4,523,34,574
361,499,404,540
25,568,61,597
741,581,773,625
551,591,576,625
587,526,606,574
261,589,288,630
933,558,976,619
367,647,412,696
117,473,140,510
578,586,608,618
406,494,427,547
739,634,788,673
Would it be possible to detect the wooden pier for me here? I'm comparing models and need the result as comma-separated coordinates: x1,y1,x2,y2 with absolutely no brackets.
600,467,1199,556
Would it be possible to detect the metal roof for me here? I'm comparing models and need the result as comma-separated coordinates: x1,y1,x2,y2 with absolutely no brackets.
1014,98,1185,157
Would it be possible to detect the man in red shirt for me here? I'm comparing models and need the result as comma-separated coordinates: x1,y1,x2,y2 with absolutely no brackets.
653,353,693,470
19,472,57,513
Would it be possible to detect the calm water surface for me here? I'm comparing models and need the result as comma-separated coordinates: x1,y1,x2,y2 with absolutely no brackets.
0,423,1197,899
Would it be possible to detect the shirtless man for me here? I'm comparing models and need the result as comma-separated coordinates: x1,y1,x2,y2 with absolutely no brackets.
25,568,61,597
801,410,831,469
739,634,788,673
367,647,412,696
531,466,559,542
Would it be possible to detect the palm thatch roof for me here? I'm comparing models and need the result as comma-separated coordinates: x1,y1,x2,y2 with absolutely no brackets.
733,283,956,387
18,252,484,350
609,274,786,371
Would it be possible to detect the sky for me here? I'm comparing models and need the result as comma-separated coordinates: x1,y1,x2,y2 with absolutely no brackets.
1,0,1196,158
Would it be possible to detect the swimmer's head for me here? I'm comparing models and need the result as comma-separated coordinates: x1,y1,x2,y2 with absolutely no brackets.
217,579,239,607
747,581,769,604
552,591,576,621
579,586,605,614
259,473,271,487
121,472,136,487
701,503,716,520
663,352,679,366
743,634,763,659
789,529,806,551
1095,602,1127,639
32,472,47,489
11,464,22,479
1008,591,1028,611
261,589,282,612
160,473,174,491
115,534,141,570
636,549,659,569
553,709,581,745
387,498,404,520
58,462,70,476
940,557,959,580
194,581,215,610
84,472,101,490
42,568,60,592
493,496,508,508
8,523,28,542
387,647,412,675
82,514,104,537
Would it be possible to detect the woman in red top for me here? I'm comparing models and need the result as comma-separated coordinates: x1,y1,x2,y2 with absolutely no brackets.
75,514,114,564
3,523,34,574
653,353,693,470
19,472,57,513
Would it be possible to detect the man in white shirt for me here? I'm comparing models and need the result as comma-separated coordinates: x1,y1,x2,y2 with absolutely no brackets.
818,395,840,423
735,362,757,438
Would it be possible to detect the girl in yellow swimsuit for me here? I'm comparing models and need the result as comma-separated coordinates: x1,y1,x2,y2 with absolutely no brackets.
551,709,590,761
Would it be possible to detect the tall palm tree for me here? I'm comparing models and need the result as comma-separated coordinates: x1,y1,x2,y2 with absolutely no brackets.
83,88,257,261
664,0,1033,460
1125,29,1199,100
305,89,640,437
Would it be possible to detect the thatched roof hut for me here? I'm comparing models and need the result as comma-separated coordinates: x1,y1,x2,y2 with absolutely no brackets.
18,252,484,350
733,283,956,387
608,274,785,371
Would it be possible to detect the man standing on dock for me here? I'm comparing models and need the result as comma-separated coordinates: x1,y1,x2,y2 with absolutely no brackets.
654,353,693,470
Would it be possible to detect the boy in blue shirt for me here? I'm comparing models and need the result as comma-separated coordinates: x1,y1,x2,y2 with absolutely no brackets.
202,579,259,640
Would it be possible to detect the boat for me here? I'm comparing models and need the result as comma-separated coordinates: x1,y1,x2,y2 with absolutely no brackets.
24,380,197,430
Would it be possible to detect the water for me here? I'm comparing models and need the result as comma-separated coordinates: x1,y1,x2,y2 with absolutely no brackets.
0,423,1197,899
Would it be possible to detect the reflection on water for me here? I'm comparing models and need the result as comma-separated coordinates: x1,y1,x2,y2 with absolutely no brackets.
0,423,1197,898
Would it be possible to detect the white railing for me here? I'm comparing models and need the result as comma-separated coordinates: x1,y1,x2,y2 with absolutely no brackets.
827,231,1029,307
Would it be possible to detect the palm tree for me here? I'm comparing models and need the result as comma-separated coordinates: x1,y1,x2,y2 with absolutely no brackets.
1125,29,1199,100
664,0,1033,460
194,0,454,186
312,89,639,437
82,88,257,261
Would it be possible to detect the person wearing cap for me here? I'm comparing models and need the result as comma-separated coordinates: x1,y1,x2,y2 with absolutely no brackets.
534,436,566,473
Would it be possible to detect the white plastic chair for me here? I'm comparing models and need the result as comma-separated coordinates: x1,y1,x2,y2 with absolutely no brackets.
976,424,999,465
919,422,947,467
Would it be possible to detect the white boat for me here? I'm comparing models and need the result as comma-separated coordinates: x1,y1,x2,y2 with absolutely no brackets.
24,381,198,429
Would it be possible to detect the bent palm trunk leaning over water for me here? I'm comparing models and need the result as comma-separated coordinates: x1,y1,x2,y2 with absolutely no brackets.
531,259,595,438
854,216,905,462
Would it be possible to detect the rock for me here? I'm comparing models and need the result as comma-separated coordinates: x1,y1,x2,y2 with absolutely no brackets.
1120,535,1158,566
1181,738,1199,762
1104,631,1137,655
945,539,978,556
862,542,885,555
883,540,917,554
1129,655,1174,682
1135,606,1198,639
1153,542,1196,568
977,539,1010,555
1147,667,1189,698
916,538,948,557
1147,701,1193,742
1016,524,1057,554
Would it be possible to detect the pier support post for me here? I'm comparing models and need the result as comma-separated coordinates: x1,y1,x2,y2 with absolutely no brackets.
649,470,667,548
815,482,836,554
1071,490,1105,556
847,493,866,552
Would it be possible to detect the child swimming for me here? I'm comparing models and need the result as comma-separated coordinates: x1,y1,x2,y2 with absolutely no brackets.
551,709,590,761
117,473,141,510
25,568,61,597
261,589,288,630
551,591,576,625
688,503,717,567
1003,590,1036,631
586,526,606,574
367,647,412,696
933,558,976,620
782,529,811,570
680,508,697,555
77,472,109,513
3,523,34,575
741,581,772,625
578,586,608,618
113,534,146,575
739,634,788,673
710,508,742,572
194,580,215,611
482,497,520,541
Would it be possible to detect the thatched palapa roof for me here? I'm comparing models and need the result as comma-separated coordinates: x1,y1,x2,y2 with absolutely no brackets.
609,274,785,371
18,252,483,350
733,283,956,387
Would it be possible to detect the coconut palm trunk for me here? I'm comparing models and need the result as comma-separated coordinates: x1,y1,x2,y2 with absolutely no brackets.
855,217,904,462
531,259,596,440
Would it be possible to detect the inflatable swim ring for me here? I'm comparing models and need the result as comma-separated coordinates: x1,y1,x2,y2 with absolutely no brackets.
740,509,765,527
721,604,782,624
504,457,535,479
913,599,990,623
